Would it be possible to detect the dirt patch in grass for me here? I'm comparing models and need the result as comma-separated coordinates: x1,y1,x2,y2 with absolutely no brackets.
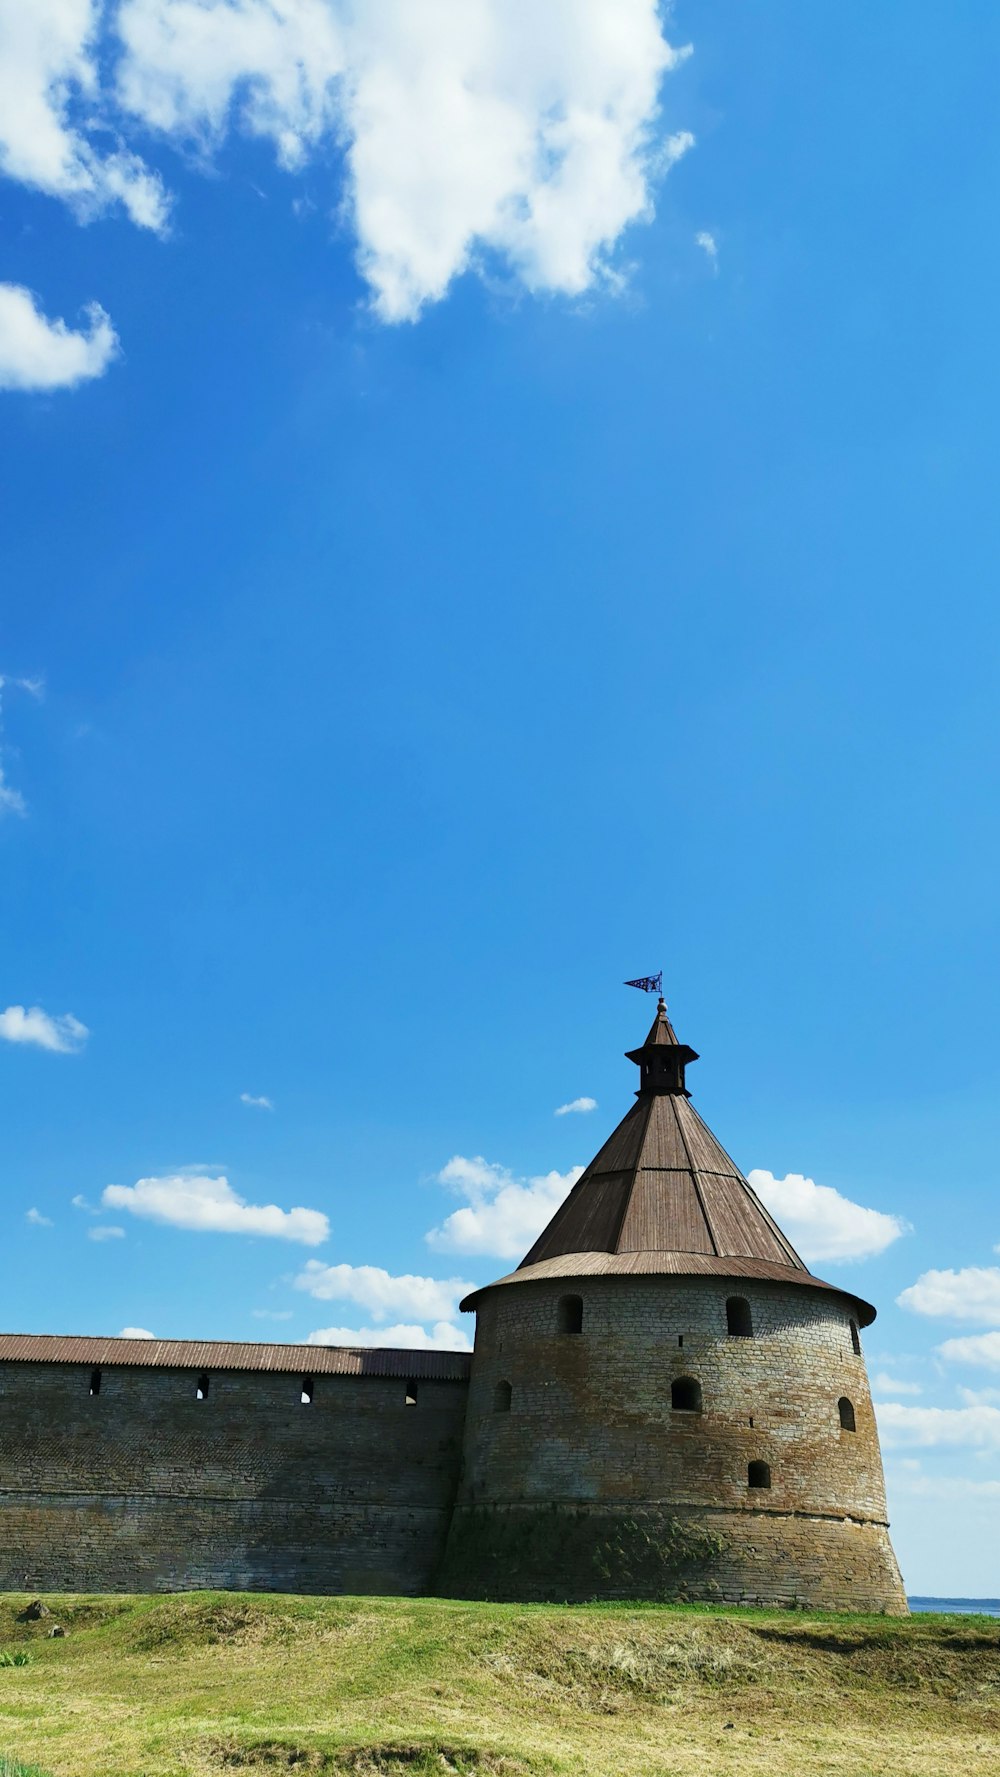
208,1742,538,1775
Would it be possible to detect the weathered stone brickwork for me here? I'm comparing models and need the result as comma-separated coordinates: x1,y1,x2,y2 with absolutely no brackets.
445,1274,906,1611
0,1363,467,1595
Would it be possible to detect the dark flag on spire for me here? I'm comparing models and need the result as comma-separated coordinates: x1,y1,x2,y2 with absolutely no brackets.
624,972,663,994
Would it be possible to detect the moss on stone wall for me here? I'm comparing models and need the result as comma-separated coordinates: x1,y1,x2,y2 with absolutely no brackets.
437,1504,726,1603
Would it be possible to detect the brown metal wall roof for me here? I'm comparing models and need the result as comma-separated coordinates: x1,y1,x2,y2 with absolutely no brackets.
0,1334,472,1380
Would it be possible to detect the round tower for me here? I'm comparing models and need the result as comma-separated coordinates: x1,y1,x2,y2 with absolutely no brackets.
442,998,906,1611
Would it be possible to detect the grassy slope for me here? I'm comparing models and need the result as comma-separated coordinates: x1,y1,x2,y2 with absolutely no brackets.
0,1592,997,1777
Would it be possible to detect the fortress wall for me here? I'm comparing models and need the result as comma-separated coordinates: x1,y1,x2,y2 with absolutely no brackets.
448,1274,906,1610
0,1362,468,1594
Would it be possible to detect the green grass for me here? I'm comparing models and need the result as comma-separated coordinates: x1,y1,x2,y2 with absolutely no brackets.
0,1590,997,1777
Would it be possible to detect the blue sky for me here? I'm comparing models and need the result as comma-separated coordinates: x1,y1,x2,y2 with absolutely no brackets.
3,1,1000,1595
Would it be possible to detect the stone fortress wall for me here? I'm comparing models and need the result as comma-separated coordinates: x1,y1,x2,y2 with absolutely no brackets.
0,1355,469,1595
447,1274,906,1611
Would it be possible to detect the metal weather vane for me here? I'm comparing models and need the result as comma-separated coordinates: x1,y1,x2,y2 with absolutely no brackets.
624,972,663,995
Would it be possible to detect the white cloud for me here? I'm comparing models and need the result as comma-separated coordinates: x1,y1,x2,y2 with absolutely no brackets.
0,0,692,324
874,1399,1000,1451
871,1372,922,1398
554,1096,597,1117
0,284,119,392
118,1325,154,1337
0,1005,89,1053
897,1267,1000,1325
25,1207,53,1227
957,1384,1000,1406
0,1,168,228
88,1224,125,1241
937,1332,1000,1373
101,1171,329,1244
307,1319,471,1352
294,1259,474,1323
240,1091,274,1110
426,1154,583,1259
72,1193,97,1212
747,1169,908,1263
695,228,717,262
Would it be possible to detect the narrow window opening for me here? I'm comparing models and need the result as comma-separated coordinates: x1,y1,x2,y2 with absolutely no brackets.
671,1375,703,1413
748,1460,771,1489
557,1294,583,1335
849,1319,861,1356
838,1396,856,1432
493,1379,512,1413
726,1296,753,1338
89,1369,101,1397
678,1335,684,1348
749,1415,754,1428
405,1381,418,1406
196,1372,210,1401
301,1376,314,1406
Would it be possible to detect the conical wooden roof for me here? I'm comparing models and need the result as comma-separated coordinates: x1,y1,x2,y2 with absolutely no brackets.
463,998,875,1324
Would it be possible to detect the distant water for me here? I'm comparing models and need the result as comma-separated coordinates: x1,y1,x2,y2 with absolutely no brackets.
908,1597,1000,1616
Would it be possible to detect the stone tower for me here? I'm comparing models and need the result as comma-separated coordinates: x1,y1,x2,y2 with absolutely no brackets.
443,998,906,1611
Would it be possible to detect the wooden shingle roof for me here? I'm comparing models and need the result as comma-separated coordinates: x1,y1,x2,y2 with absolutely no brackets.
462,998,876,1326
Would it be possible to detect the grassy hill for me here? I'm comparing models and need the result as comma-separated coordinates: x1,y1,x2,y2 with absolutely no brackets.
0,1591,997,1777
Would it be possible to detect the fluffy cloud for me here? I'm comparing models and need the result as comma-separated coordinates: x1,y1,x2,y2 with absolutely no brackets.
307,1319,471,1352
25,1207,53,1227
1,3,692,324
101,1171,329,1244
874,1399,1000,1451
294,1260,474,1323
0,285,119,392
747,1170,908,1263
426,1154,583,1259
555,1096,597,1116
937,1332,1000,1372
695,228,717,262
89,1224,125,1241
240,1091,274,1110
0,1,168,227
0,1004,89,1052
119,1325,154,1337
897,1268,1000,1325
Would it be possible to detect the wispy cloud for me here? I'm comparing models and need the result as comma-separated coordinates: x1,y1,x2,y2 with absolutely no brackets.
897,1267,1000,1325
0,671,44,814
0,1006,88,1053
426,1154,583,1259
240,1092,274,1111
101,1171,329,1245
25,1207,52,1227
695,229,718,266
871,1371,922,1398
307,1320,471,1353
89,1225,126,1242
748,1169,909,1263
251,1308,294,1322
554,1096,597,1117
0,284,120,393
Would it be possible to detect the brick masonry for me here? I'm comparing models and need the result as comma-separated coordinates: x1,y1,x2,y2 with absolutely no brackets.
0,1364,467,1594
445,1273,907,1611
0,1275,906,1609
